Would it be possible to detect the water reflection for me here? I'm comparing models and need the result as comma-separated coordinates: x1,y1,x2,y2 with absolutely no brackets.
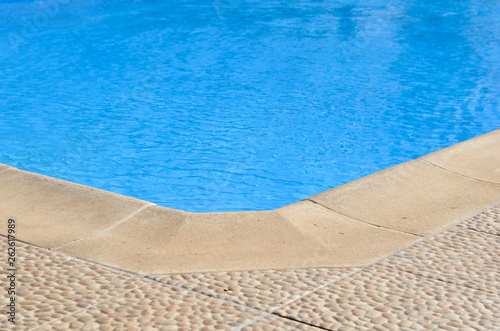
0,0,498,211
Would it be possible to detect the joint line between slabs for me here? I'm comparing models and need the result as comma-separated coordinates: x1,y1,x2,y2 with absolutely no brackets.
54,203,155,249
347,200,500,272
270,313,334,331
28,278,146,331
382,265,497,296
304,198,424,237
461,226,500,238
231,313,272,331
420,159,500,186
263,267,364,322
18,243,269,319
146,275,270,315
265,201,500,322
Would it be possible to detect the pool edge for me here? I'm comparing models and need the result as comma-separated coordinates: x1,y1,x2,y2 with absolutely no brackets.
0,129,499,274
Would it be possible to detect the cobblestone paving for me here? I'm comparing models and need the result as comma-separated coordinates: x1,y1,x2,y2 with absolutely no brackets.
276,265,500,330
239,314,324,330
275,204,500,330
0,241,263,330
380,227,500,293
1,204,499,330
154,267,356,313
458,204,500,235
33,282,261,331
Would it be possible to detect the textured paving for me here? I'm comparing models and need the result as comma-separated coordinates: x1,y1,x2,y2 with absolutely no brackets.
1,204,499,330
458,204,500,236
0,241,263,330
276,265,499,330
153,267,356,312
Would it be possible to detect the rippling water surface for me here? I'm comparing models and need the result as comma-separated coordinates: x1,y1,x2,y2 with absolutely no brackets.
0,0,499,211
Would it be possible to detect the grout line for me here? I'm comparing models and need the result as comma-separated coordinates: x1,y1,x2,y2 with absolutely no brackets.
382,264,498,295
460,226,500,237
268,314,334,331
231,314,272,331
29,278,145,331
16,240,267,329
12,241,271,317
268,267,363,314
348,201,500,270
420,159,500,186
54,203,155,250
13,201,500,330
148,276,268,315
147,263,364,277
262,201,500,323
304,198,424,237
0,167,13,176
233,312,333,331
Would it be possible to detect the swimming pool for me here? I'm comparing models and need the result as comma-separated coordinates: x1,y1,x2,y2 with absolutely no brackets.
1,0,499,212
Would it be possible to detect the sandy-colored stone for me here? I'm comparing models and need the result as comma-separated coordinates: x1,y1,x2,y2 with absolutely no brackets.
276,201,418,264
155,267,356,312
1,132,499,330
57,209,313,273
0,163,13,173
0,168,150,247
241,314,324,330
0,240,144,328
420,129,500,184
2,203,500,330
0,240,264,330
32,283,263,331
381,226,500,293
277,265,500,330
309,159,500,236
458,204,500,236
57,201,417,274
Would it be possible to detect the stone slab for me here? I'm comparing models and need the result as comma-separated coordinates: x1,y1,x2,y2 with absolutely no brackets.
32,282,264,331
0,168,150,248
155,267,356,312
1,240,263,331
57,201,417,274
309,160,500,236
457,204,500,236
381,227,500,293
276,265,500,330
0,240,145,329
241,314,324,330
56,207,320,274
421,129,500,184
0,163,13,173
275,201,418,264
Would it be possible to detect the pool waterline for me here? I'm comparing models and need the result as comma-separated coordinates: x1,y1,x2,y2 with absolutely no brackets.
0,0,499,211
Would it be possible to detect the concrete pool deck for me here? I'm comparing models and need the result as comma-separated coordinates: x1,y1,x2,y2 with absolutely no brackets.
1,129,499,329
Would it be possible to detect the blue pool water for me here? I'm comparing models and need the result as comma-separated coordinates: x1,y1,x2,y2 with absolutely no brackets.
0,0,499,212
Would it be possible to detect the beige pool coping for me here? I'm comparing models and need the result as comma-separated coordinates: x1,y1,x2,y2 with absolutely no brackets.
0,129,499,275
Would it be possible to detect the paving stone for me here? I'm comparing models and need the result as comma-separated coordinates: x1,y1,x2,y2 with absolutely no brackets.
33,281,264,331
457,204,500,236
276,265,500,330
0,168,150,248
0,241,144,329
240,314,324,330
154,267,356,312
0,164,12,173
381,226,500,294
2,202,500,330
16,243,144,294
420,129,500,184
309,160,500,236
